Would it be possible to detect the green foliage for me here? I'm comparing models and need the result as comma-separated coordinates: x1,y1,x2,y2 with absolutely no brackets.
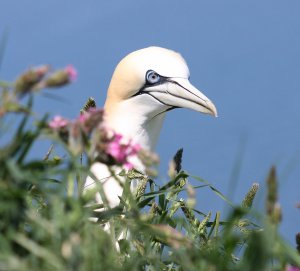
0,69,299,271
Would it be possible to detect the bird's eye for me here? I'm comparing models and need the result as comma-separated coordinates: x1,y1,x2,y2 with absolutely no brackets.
146,70,160,84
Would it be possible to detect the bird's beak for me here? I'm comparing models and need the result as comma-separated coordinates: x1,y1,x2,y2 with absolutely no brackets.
145,77,218,117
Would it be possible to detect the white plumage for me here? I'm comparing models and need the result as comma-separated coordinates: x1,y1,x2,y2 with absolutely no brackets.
84,46,217,208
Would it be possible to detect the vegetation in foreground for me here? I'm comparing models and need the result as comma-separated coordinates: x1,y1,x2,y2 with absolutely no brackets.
0,66,299,271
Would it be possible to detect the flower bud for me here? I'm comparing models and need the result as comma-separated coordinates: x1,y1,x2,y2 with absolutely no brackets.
45,65,77,88
78,108,104,135
15,65,50,94
242,183,259,209
48,115,70,142
49,115,69,129
80,97,96,114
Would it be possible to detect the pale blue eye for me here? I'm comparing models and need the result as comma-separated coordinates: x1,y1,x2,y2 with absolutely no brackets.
146,70,160,84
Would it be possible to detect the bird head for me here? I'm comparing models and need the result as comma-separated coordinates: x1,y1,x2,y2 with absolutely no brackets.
104,46,217,118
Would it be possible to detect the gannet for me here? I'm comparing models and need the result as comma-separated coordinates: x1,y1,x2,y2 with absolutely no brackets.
84,46,217,208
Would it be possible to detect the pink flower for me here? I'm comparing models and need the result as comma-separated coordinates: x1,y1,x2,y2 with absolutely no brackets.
106,133,141,169
77,108,104,135
49,115,69,129
131,143,141,153
78,114,88,123
106,134,126,162
64,65,77,82
78,108,101,123
124,162,136,170
286,266,300,271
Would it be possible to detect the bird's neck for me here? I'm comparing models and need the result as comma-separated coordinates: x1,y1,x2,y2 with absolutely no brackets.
104,99,166,151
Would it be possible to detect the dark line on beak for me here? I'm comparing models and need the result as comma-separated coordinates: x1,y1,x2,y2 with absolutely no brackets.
129,77,212,114
147,92,173,107
165,79,213,113
167,78,207,103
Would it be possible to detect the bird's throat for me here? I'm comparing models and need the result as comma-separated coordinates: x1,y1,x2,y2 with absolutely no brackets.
104,100,166,151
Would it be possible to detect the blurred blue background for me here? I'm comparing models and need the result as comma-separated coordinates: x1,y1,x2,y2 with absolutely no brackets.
1,0,299,244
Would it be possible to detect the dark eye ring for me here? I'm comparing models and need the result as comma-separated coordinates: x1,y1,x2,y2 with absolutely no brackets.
146,70,160,84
